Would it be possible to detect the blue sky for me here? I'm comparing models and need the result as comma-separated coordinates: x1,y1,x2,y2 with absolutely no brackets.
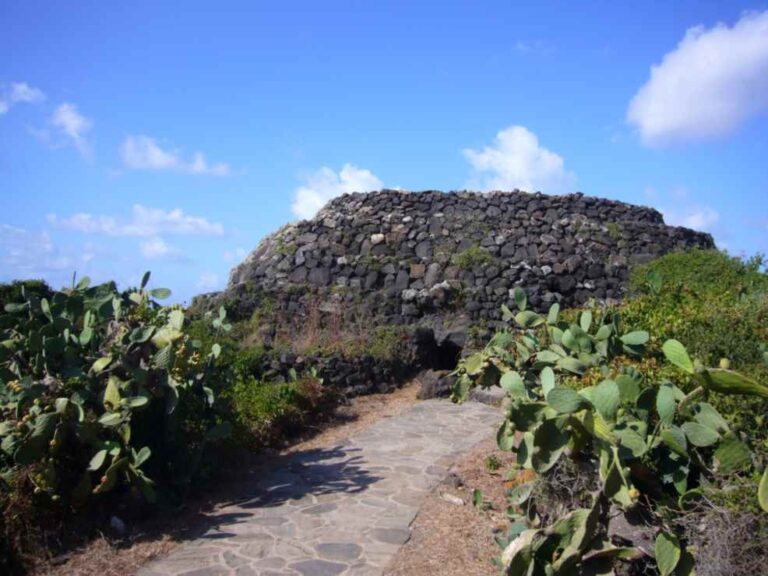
1,1,767,303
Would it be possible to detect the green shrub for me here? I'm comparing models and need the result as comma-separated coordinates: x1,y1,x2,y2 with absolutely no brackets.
630,249,767,299
0,280,52,310
620,250,768,463
226,371,325,446
0,273,232,508
368,325,411,361
454,288,768,575
451,245,495,270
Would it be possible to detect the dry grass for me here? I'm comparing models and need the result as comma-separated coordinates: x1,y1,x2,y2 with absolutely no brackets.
675,496,768,576
246,295,378,357
40,536,176,576
385,437,520,576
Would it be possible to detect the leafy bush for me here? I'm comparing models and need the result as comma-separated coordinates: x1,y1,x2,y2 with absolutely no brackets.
622,250,768,457
0,280,52,310
368,325,411,361
630,249,767,299
0,273,232,509
226,370,325,446
454,288,768,575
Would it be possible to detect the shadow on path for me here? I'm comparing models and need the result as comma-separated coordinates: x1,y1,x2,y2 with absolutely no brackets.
177,444,381,541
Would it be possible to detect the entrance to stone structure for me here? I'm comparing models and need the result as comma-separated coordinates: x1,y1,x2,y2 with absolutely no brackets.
430,340,462,371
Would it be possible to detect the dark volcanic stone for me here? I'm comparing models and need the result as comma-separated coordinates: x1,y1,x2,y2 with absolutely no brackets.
395,269,410,291
308,267,330,286
211,190,714,332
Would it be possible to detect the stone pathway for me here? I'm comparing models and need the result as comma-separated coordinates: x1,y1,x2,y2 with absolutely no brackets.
139,399,499,576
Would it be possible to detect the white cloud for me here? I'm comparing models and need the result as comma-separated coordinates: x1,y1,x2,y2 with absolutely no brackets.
223,247,247,262
0,81,45,116
120,135,230,176
196,272,220,291
121,135,176,170
51,103,92,156
291,163,383,219
47,204,225,237
645,187,720,232
11,82,45,104
463,125,575,193
663,205,720,231
627,11,768,145
0,224,75,280
140,237,179,259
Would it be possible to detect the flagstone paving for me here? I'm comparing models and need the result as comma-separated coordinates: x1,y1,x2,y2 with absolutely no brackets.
138,399,499,576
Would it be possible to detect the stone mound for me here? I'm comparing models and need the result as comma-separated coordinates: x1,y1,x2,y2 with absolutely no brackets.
216,189,713,329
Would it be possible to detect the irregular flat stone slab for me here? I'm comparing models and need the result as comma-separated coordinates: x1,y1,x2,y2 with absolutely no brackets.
138,399,499,576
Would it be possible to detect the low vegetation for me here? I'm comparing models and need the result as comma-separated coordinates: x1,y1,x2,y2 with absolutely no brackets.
0,274,333,573
451,245,496,270
225,368,328,447
454,250,768,575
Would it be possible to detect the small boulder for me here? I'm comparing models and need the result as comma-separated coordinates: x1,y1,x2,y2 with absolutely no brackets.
416,369,454,399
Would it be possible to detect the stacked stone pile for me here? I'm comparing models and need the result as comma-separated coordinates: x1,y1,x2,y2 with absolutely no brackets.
222,190,714,325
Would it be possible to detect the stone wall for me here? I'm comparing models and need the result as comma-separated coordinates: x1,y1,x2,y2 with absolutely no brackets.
218,190,714,331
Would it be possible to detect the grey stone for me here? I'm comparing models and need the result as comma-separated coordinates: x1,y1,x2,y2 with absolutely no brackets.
401,289,418,302
557,275,577,293
308,267,331,286
290,559,347,576
424,262,442,286
364,270,379,290
395,269,410,291
289,267,308,283
315,542,363,561
416,369,452,399
301,503,337,515
370,527,411,545
415,240,432,259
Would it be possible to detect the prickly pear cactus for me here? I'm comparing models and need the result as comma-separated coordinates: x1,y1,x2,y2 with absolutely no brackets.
0,273,231,506
454,289,767,574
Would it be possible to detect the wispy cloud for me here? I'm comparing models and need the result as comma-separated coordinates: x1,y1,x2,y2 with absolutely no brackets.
0,224,79,281
120,135,230,176
645,187,720,232
0,81,46,116
628,10,768,146
47,205,225,237
291,164,383,219
11,82,45,104
139,237,184,260
51,103,92,157
663,206,720,231
463,125,575,193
